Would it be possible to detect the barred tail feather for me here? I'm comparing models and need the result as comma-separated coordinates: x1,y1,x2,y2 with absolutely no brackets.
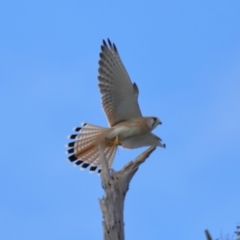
90,144,117,173
65,122,116,173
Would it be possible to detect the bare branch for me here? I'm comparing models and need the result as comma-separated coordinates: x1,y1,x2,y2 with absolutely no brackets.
205,230,213,240
99,146,156,240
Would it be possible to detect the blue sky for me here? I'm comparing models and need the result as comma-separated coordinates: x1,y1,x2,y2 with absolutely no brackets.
0,1,240,239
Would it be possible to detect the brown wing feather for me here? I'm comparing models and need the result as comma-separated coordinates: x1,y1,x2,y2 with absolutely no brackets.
98,39,142,127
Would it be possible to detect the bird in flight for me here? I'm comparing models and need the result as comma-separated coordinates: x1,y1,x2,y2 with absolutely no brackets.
66,39,166,173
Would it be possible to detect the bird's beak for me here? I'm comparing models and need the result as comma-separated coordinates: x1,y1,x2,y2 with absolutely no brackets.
158,121,162,125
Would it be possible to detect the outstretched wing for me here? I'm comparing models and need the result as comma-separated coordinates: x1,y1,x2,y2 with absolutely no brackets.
120,133,166,149
98,39,142,127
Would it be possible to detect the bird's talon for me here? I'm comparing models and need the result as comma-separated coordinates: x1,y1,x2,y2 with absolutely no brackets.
113,135,119,146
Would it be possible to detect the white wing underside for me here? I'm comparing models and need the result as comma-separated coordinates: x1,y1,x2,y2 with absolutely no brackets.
120,132,164,149
98,39,142,127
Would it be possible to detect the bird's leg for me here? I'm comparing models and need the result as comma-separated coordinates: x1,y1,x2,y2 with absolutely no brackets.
113,135,119,146
105,135,119,147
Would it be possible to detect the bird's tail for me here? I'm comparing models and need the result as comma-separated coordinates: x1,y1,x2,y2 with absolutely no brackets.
65,122,117,173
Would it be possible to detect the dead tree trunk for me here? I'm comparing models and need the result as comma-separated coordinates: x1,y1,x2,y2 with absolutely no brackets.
98,146,156,240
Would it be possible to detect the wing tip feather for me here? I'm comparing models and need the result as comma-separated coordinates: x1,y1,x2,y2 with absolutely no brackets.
102,39,107,47
101,38,118,53
107,38,112,47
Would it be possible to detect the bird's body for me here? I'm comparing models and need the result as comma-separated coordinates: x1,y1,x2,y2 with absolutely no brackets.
66,39,165,172
106,117,159,142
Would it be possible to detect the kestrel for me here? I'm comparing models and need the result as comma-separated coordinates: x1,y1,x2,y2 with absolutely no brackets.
66,39,165,173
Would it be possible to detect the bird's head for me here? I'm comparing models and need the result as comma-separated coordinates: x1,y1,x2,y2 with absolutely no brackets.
147,117,162,130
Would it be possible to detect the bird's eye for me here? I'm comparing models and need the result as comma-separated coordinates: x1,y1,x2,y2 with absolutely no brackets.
152,117,157,127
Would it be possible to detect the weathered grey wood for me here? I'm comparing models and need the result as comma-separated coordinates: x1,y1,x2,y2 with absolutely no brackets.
99,146,156,240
